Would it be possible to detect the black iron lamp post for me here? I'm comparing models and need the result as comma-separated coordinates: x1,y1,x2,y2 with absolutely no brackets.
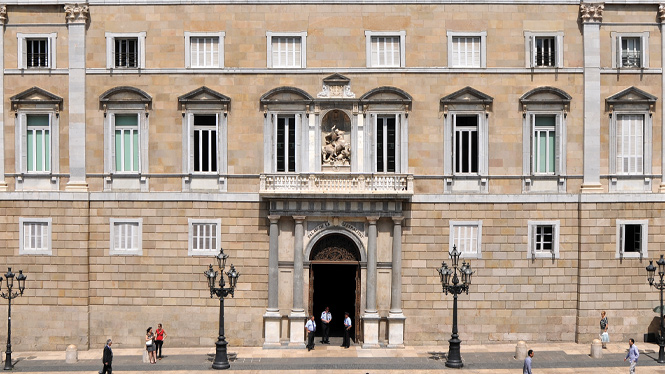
437,245,473,369
204,248,240,370
0,268,26,371
646,254,665,364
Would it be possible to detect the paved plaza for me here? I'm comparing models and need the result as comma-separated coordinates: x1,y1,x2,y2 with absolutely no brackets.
5,340,665,373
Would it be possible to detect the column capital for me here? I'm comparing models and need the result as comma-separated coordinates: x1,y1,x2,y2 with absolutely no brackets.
0,5,7,25
366,216,379,224
392,216,404,224
293,215,306,222
64,3,89,24
659,4,665,23
268,215,281,223
579,3,604,23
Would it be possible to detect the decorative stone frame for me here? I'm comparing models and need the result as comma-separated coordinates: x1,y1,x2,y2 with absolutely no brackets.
99,86,152,192
449,220,483,259
10,87,62,191
364,30,406,68
266,31,307,69
184,32,225,69
188,218,222,257
527,220,561,260
19,217,52,256
178,86,230,192
520,86,571,193
17,32,57,69
109,218,143,256
523,31,564,68
606,86,657,192
615,219,648,260
441,86,493,193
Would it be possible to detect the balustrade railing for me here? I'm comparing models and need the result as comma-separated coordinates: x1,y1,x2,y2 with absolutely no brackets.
260,173,413,194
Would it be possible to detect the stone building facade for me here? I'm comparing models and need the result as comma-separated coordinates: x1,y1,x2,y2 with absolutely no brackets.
0,0,664,351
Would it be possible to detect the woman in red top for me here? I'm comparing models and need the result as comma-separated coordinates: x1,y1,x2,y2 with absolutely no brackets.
155,323,167,359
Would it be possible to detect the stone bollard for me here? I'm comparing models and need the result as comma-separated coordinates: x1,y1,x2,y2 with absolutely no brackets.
65,345,78,363
515,341,527,361
590,339,603,358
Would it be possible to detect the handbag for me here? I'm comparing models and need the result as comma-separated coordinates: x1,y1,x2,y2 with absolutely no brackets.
601,332,609,343
146,339,153,346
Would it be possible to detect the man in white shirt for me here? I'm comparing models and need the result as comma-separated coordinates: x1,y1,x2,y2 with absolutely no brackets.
342,312,352,348
320,307,331,344
305,315,316,351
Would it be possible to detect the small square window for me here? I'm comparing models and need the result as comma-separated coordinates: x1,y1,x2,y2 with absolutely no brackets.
612,32,649,69
267,32,307,68
450,221,482,259
19,217,52,255
188,219,221,256
365,31,406,68
185,32,225,68
616,220,648,259
447,31,486,68
528,221,560,259
524,32,563,68
17,33,57,69
105,32,146,69
110,218,142,256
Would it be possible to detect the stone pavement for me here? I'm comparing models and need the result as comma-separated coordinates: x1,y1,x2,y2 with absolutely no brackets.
6,339,665,373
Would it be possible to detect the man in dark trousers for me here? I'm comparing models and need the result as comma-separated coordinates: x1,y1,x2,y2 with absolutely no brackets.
305,315,316,351
320,306,331,344
342,312,352,348
101,339,113,374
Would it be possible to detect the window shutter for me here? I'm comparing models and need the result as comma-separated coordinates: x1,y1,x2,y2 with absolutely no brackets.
395,113,401,173
554,114,561,174
295,113,301,172
109,113,115,172
215,113,221,173
20,113,27,172
619,224,625,255
372,113,378,172
20,37,27,69
272,113,278,171
616,35,622,68
188,113,195,173
529,35,534,67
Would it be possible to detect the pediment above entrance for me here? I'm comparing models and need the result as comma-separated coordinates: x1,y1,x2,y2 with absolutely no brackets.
606,86,657,112
440,86,493,112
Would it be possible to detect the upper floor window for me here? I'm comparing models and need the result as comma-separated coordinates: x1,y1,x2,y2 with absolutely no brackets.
524,32,563,68
105,32,146,69
375,115,397,172
17,33,57,69
611,32,649,69
453,114,479,174
447,31,486,68
365,31,406,68
532,115,556,174
185,32,225,68
527,220,560,259
450,221,482,259
19,217,52,255
616,219,648,259
267,32,307,68
26,114,51,173
113,114,140,173
276,115,297,172
110,218,142,256
615,114,644,175
188,219,221,256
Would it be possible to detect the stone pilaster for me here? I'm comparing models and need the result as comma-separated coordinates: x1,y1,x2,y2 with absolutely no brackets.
288,216,306,348
0,5,7,191
388,216,405,348
263,215,281,348
659,5,665,192
65,3,89,191
362,216,380,348
580,3,604,193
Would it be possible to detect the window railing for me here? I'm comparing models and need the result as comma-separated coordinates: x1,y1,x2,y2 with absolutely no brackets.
260,173,413,194
621,51,641,68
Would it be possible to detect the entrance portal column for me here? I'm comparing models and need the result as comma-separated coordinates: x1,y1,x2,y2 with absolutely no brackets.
362,216,380,348
263,215,281,348
289,216,306,348
388,216,405,348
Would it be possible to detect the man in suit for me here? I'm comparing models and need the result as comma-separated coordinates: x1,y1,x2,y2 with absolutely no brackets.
101,339,113,374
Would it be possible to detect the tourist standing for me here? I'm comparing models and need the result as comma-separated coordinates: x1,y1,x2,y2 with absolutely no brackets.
155,323,167,359
305,315,316,351
600,311,609,348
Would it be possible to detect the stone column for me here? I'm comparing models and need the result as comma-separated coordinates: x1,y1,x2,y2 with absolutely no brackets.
659,5,665,192
0,6,7,191
288,216,306,348
65,3,89,191
580,3,604,193
387,216,405,348
263,215,281,348
362,216,380,348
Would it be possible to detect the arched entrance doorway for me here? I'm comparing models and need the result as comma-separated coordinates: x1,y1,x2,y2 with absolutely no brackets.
308,233,361,343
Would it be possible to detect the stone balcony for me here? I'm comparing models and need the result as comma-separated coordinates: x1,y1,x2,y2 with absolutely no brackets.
259,173,414,199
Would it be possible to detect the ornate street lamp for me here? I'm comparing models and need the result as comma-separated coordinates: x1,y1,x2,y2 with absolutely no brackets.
204,248,240,370
646,255,665,363
437,245,473,368
0,268,26,370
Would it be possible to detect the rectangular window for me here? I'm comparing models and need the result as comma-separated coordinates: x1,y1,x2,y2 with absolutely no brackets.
612,32,649,69
371,36,401,67
115,38,138,68
110,218,142,256
450,222,482,258
376,116,396,172
114,114,139,172
621,37,641,68
19,218,52,255
616,114,644,175
451,36,481,68
533,225,554,253
533,115,556,175
528,220,560,259
190,37,219,68
454,115,479,174
617,220,648,259
271,36,302,68
193,115,218,173
534,37,556,67
276,116,296,172
188,219,221,256
26,39,48,68
26,114,50,173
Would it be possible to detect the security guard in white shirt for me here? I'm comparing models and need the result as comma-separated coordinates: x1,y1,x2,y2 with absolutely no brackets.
320,307,331,344
305,315,316,351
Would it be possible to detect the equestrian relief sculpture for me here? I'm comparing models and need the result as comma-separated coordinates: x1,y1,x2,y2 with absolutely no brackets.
321,125,351,166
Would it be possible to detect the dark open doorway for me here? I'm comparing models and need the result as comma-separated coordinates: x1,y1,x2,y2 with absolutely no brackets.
311,263,358,339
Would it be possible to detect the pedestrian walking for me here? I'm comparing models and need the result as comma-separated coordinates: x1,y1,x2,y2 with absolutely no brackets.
146,326,157,364
600,311,609,348
99,339,113,374
624,338,639,374
305,315,316,351
320,307,331,344
523,349,534,374
155,323,167,359
342,312,351,348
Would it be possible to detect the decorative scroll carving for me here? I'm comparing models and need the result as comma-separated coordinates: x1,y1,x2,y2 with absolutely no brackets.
659,4,665,23
317,73,355,98
64,3,89,23
313,247,357,261
0,5,7,25
580,3,604,23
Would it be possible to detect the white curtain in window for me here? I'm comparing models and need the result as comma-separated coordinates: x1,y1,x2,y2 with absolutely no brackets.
617,114,644,174
371,36,400,67
272,37,301,68
190,37,219,68
452,36,481,68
